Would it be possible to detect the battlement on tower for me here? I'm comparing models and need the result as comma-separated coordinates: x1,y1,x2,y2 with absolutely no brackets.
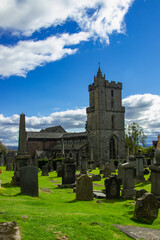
88,80,122,91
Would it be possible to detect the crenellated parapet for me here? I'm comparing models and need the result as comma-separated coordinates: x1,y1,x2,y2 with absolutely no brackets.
105,80,122,89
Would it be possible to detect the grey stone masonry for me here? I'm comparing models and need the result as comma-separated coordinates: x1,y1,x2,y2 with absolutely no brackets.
86,67,125,166
20,166,39,197
76,174,93,201
122,162,136,199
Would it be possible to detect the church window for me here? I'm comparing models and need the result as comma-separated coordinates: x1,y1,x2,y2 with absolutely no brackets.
111,90,114,97
112,115,115,129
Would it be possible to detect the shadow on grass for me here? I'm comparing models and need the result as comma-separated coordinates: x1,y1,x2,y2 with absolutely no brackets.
0,192,21,197
135,181,150,188
131,216,154,225
1,183,14,188
102,198,126,203
65,199,79,203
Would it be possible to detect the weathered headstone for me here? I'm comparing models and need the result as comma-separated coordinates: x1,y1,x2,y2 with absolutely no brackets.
62,153,76,185
76,174,93,201
48,158,53,172
135,151,145,182
80,150,88,175
6,157,13,171
118,163,123,184
122,162,136,199
20,166,39,197
134,193,158,222
0,153,4,166
92,174,101,181
136,189,148,200
105,175,121,199
56,162,62,177
150,164,160,201
103,166,111,178
41,165,49,176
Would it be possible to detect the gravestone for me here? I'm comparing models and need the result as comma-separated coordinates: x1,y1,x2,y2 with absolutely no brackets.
0,153,4,166
12,113,30,186
118,163,123,184
41,165,49,176
6,157,13,171
105,175,121,199
150,164,160,200
48,158,53,172
20,166,39,197
80,150,88,175
92,174,101,181
122,162,136,199
76,174,93,201
62,153,76,185
103,166,111,178
135,150,145,182
134,193,158,222
136,189,148,200
56,162,62,177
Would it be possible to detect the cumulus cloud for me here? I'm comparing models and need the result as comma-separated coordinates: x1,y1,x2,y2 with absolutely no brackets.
123,94,160,143
1,94,160,146
0,32,89,77
0,0,134,77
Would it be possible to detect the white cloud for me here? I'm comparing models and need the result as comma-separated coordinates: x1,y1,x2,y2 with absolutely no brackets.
123,94,160,143
0,32,89,77
0,0,134,77
1,94,160,146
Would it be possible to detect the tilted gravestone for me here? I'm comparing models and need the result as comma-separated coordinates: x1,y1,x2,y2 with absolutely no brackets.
41,165,49,176
76,174,93,201
20,166,39,197
105,175,121,199
134,193,158,222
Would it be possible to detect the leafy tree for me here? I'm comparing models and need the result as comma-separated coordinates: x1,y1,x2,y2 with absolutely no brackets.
125,122,147,155
0,141,7,155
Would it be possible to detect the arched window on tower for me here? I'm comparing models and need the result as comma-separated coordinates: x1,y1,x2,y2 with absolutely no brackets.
112,115,115,129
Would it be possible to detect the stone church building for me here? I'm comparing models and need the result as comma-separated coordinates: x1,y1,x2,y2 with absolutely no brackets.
22,67,125,166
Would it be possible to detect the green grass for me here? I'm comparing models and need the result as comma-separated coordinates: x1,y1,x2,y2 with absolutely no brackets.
0,167,159,240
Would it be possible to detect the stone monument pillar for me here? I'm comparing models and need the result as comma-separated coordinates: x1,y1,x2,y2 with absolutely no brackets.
135,150,145,182
122,162,136,199
12,113,30,186
61,152,76,186
150,136,160,201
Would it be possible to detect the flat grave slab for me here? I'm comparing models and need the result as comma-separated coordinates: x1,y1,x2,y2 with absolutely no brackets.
113,224,160,240
93,190,106,199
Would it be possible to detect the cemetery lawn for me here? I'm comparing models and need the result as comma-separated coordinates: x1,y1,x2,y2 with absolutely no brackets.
0,167,160,240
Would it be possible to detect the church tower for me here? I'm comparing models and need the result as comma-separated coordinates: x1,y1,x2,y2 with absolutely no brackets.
86,67,125,166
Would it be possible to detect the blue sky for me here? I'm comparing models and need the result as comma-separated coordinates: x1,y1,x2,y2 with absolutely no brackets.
0,0,160,145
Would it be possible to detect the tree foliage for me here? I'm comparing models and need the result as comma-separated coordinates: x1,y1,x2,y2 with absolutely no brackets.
0,141,7,154
125,122,147,155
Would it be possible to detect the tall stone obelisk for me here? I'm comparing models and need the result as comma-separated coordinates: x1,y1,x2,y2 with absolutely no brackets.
12,113,30,186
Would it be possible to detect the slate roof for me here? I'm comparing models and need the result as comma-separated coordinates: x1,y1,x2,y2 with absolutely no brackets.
27,132,63,139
